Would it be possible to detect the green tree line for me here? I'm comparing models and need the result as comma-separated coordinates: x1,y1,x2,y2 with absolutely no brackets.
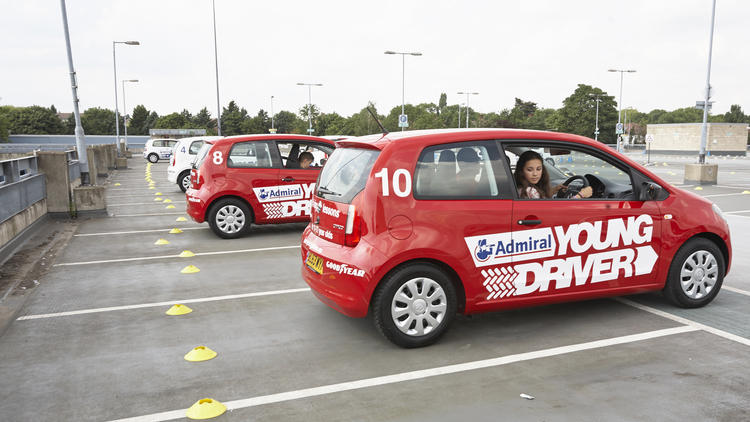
1,84,748,143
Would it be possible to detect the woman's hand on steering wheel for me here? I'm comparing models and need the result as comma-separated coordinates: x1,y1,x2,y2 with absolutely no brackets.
556,175,592,199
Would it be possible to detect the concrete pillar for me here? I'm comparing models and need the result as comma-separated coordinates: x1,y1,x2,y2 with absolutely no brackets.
116,157,128,169
73,185,107,214
35,151,74,213
684,163,718,185
86,147,98,185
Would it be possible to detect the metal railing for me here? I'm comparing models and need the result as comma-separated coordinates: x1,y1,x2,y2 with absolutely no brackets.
0,155,46,224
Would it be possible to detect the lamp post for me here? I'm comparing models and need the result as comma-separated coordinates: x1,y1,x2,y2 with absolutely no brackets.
699,0,717,165
608,68,636,152
589,93,602,141
122,79,138,151
113,40,139,155
384,50,422,131
458,102,464,128
457,91,479,128
269,95,276,133
211,0,222,135
296,83,322,135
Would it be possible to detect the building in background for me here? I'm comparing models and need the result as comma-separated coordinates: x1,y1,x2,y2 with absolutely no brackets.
646,123,748,156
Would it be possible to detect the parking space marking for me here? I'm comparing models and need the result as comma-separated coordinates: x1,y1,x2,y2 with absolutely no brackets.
616,297,750,347
108,202,186,206
17,288,310,321
107,325,698,422
74,227,208,237
725,209,750,215
702,193,748,198
54,245,300,266
110,212,186,217
724,286,750,297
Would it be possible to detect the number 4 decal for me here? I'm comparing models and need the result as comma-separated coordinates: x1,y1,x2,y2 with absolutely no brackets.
374,168,411,197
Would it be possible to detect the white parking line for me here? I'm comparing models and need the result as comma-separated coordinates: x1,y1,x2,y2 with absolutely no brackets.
702,193,748,198
17,287,310,320
74,227,207,237
54,245,300,266
108,202,185,206
107,325,698,422
616,297,750,347
716,185,750,190
724,286,750,297
110,212,186,217
725,209,750,214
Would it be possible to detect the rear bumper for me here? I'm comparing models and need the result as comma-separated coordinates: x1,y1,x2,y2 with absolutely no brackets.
186,189,206,223
167,167,177,183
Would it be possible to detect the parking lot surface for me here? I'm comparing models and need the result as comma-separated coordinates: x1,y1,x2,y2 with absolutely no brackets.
1,154,749,421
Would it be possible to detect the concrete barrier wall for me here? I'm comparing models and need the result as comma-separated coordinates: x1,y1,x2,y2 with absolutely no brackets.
647,123,748,155
0,199,47,256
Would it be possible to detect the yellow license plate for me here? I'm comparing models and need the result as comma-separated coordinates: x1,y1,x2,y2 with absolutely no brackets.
305,252,324,274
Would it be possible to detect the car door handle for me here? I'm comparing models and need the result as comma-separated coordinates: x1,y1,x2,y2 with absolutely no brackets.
517,219,542,226
281,177,295,182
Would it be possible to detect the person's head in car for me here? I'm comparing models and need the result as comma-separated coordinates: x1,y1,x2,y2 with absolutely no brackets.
299,151,314,169
515,150,551,198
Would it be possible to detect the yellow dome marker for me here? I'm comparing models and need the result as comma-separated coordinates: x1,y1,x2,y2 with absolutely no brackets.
594,171,600,175
170,228,183,234
181,265,200,274
114,183,121,186
694,186,703,191
166,205,176,209
163,199,173,203
663,162,668,166
166,304,192,315
154,238,170,245
186,398,226,420
154,197,163,202
149,186,155,190
176,216,188,222
155,192,163,196
742,190,750,195
184,346,217,362
179,250,196,258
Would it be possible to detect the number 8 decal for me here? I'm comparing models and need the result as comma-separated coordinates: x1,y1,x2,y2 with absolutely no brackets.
374,168,411,197
213,151,223,165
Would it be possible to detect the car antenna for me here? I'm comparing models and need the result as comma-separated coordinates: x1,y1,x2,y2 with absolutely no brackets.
366,107,388,135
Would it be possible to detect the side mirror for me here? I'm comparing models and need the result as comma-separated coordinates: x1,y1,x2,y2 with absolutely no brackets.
640,182,661,201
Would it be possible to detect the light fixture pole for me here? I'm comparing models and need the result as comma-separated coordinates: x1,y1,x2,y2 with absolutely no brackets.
212,0,222,136
589,93,602,141
270,95,275,132
296,83,322,135
458,103,464,128
608,68,636,152
699,0,717,164
122,79,138,151
457,91,479,128
59,0,89,184
113,40,139,155
384,50,422,131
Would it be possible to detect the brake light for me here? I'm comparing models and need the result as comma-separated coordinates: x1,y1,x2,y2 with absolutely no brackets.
171,155,176,166
344,204,361,246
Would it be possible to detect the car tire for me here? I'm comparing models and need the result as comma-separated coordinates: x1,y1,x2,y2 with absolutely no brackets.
663,237,724,308
207,198,252,239
178,170,191,193
148,153,159,163
372,263,457,348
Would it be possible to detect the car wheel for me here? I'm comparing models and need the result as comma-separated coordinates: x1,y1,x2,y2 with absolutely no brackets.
148,153,159,163
663,238,725,308
208,198,252,239
178,171,191,193
372,263,457,348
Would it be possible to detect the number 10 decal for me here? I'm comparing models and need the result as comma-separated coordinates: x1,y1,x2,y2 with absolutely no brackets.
374,168,411,197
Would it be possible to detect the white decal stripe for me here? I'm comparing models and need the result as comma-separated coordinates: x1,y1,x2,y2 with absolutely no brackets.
106,326,698,422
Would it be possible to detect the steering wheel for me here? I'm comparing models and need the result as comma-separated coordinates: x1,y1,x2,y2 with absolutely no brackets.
556,175,590,199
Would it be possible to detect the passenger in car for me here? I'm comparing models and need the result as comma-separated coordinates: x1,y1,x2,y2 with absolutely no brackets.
514,150,592,199
299,151,314,169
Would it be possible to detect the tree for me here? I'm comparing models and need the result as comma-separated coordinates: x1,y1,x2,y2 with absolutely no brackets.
0,113,9,142
128,105,149,135
154,112,189,129
273,111,300,134
507,98,538,127
549,84,617,142
317,112,347,136
192,107,215,130
80,107,119,135
241,109,270,134
438,93,447,115
144,111,159,134
0,105,66,134
221,100,248,135
723,104,747,123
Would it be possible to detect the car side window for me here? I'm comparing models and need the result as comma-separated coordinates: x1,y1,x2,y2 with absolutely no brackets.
228,142,273,168
168,141,178,148
152,140,163,148
276,142,333,169
414,142,501,199
189,141,204,155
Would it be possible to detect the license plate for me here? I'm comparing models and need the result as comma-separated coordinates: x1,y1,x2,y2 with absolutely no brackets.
305,252,324,274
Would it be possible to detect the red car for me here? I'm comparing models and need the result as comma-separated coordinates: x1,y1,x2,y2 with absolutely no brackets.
186,135,335,238
301,129,732,348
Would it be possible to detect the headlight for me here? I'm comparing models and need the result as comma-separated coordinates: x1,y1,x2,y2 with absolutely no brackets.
712,203,727,223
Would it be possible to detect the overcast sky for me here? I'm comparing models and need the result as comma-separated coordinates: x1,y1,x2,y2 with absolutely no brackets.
1,0,748,119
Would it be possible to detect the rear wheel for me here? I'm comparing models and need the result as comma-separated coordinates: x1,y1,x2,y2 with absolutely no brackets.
208,198,252,239
372,263,457,348
147,153,159,163
663,238,724,308
178,170,191,192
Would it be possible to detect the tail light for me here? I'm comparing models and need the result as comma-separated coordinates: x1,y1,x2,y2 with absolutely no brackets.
171,155,176,166
191,168,203,190
344,204,361,247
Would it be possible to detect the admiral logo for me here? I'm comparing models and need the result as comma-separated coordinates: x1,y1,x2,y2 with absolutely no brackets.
253,184,307,203
466,228,555,267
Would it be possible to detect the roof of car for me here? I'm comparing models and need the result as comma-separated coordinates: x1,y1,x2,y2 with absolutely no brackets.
213,134,336,146
175,136,223,144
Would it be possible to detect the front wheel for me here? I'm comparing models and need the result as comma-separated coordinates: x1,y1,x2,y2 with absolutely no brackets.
147,153,159,163
663,238,725,308
372,263,457,348
207,198,252,239
178,170,191,192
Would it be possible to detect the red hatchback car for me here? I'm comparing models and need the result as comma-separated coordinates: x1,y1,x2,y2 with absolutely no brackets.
186,135,335,238
301,129,732,348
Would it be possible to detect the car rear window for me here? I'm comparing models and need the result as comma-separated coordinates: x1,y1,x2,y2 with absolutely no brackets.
316,148,379,204
194,143,213,168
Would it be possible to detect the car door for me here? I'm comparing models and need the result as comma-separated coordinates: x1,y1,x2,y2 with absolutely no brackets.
503,142,662,303
272,141,334,222
225,140,280,223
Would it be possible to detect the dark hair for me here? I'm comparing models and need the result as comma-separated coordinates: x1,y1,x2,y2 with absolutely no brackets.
513,150,551,198
299,151,314,162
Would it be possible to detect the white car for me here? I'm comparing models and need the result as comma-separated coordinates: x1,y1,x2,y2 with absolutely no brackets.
167,136,223,192
143,138,178,163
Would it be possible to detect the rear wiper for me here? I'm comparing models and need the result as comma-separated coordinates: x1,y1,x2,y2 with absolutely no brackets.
317,186,341,196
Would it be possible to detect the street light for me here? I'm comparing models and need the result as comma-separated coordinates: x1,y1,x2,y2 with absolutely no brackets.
384,50,422,131
457,91,479,128
297,82,323,135
458,102,465,128
212,0,222,136
699,0,717,165
608,68,636,152
589,93,602,141
270,95,275,133
113,40,139,155
122,79,138,151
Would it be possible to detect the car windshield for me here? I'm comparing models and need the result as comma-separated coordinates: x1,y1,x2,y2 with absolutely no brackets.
316,147,379,203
